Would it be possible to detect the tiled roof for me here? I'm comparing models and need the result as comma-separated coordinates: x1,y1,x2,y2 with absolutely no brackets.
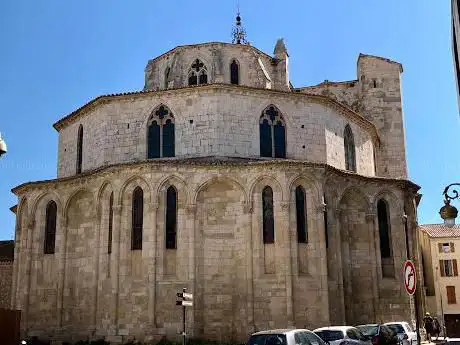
0,241,14,262
419,224,460,238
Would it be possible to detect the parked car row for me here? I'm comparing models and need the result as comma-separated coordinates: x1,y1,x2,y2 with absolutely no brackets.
246,322,419,345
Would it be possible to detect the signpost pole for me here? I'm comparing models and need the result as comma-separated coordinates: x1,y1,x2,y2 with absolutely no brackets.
183,288,186,345
404,260,421,345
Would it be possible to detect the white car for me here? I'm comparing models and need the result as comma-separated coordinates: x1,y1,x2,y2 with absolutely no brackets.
384,322,417,345
248,328,329,345
314,326,371,345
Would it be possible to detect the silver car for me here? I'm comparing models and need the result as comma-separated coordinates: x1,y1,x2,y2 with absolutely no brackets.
314,326,371,345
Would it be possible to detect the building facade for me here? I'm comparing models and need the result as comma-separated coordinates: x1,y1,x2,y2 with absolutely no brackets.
0,240,14,309
420,224,460,337
11,38,421,343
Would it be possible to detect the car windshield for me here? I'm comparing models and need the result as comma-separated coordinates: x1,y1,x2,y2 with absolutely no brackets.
357,325,379,336
315,330,344,342
248,334,288,345
386,324,405,334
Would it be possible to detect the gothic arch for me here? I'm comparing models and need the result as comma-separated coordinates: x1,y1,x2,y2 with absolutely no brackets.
142,101,180,128
156,174,189,206
64,188,95,221
287,175,322,203
118,175,151,205
229,58,240,85
248,175,284,204
30,191,63,221
371,189,402,212
337,186,370,211
96,181,115,210
193,176,248,205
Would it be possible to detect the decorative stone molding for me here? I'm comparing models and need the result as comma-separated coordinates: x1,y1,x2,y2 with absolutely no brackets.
316,202,327,214
365,213,376,222
280,202,290,211
242,202,253,214
27,219,35,230
186,204,197,215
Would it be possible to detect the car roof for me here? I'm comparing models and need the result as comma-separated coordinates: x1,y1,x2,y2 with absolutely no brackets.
384,322,408,325
251,329,310,336
314,326,354,332
356,324,379,327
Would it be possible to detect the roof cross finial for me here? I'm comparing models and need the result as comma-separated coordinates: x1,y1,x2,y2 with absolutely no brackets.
232,3,249,45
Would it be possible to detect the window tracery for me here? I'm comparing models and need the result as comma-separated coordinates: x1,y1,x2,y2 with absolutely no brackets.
260,106,286,158
147,105,175,158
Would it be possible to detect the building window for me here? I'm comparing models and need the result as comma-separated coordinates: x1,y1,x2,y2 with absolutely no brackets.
165,186,177,249
44,200,57,254
76,125,83,174
447,286,457,304
378,199,393,277
188,59,207,86
230,59,239,85
147,105,175,158
295,186,307,243
108,192,113,254
323,194,328,249
259,105,286,158
439,259,459,277
439,242,455,253
164,67,170,89
344,124,356,172
131,187,143,250
262,186,274,244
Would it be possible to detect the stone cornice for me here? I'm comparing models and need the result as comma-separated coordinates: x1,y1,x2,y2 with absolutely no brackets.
11,157,419,196
52,83,380,143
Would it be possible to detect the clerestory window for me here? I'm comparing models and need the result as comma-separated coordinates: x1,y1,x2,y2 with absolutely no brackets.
230,59,239,85
344,124,356,172
259,105,286,158
188,59,208,86
147,105,175,158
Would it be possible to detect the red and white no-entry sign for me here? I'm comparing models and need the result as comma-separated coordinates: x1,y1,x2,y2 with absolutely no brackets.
403,260,416,295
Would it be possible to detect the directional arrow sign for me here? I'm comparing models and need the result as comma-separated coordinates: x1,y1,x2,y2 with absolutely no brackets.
176,300,193,307
177,292,193,300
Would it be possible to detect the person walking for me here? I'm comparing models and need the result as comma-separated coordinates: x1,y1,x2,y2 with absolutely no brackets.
424,312,434,342
433,317,441,340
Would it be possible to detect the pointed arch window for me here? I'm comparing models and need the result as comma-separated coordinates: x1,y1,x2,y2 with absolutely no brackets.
164,67,170,89
165,186,177,249
295,186,308,243
344,124,356,172
44,200,57,254
108,192,113,254
260,106,286,158
131,187,143,250
230,59,239,85
76,125,83,174
188,59,207,86
378,199,393,277
262,186,275,244
148,105,175,158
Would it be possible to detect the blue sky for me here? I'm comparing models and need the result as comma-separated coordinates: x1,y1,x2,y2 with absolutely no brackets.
0,1,459,239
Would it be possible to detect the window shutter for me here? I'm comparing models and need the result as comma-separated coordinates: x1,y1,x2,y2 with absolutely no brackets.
439,243,443,253
440,260,446,277
447,286,457,304
454,259,458,276
451,242,455,253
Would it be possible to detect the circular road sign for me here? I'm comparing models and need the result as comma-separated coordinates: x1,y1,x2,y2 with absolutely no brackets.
403,260,416,295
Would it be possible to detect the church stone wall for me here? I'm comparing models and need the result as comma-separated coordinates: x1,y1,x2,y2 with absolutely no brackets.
12,161,416,342
144,43,283,92
57,87,376,178
299,55,407,179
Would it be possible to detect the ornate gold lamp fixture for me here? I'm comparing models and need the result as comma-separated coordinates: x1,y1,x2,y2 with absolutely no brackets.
440,183,460,227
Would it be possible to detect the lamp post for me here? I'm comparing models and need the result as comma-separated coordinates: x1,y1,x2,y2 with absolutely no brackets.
0,132,7,157
439,183,460,227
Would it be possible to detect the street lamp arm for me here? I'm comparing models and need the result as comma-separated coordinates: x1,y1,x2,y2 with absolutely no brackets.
443,183,460,202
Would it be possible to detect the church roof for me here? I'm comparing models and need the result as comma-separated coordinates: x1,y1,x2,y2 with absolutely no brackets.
419,224,460,238
145,42,273,66
11,156,420,195
52,84,380,143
